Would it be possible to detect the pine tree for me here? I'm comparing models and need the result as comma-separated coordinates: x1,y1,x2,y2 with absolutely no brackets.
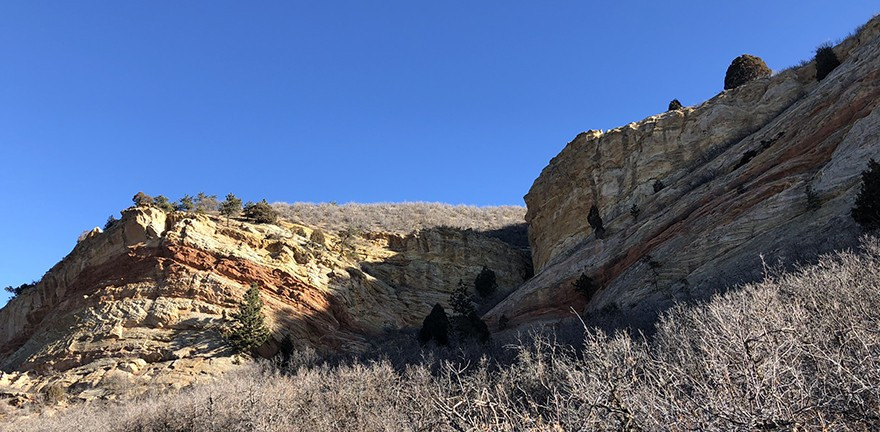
227,283,270,354
474,266,497,298
449,279,475,317
104,215,118,230
153,195,175,212
279,334,295,362
418,304,450,346
132,191,154,207
852,159,880,230
243,199,279,224
175,195,195,212
588,204,605,239
815,44,840,82
219,193,243,225
447,279,490,343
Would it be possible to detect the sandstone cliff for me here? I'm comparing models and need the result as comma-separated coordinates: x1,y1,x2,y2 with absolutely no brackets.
0,207,529,400
4,13,880,409
485,16,880,328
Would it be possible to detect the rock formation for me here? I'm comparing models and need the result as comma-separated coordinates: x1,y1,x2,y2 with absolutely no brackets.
0,207,529,400
3,12,880,411
485,15,880,328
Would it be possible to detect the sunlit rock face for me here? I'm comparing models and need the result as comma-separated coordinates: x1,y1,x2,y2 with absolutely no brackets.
485,16,880,328
0,206,529,400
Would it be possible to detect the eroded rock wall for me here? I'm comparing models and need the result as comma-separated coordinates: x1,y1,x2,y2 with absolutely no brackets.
486,16,880,328
0,207,529,400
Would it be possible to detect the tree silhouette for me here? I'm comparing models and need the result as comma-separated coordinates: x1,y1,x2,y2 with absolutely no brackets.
474,266,497,298
852,159,880,230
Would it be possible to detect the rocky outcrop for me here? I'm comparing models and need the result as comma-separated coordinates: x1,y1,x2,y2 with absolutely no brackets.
4,14,879,409
486,16,880,328
0,207,529,400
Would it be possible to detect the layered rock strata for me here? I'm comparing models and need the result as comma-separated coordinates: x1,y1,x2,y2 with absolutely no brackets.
0,207,529,400
486,16,880,327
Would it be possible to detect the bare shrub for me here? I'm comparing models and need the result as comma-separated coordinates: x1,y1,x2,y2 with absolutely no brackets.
573,272,597,301
8,237,880,431
309,228,326,245
100,370,132,394
43,383,65,405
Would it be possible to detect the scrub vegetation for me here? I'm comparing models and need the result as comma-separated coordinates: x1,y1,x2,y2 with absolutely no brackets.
7,237,880,431
273,202,526,234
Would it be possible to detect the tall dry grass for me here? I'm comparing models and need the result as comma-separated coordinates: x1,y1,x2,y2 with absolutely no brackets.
272,202,526,234
7,238,880,431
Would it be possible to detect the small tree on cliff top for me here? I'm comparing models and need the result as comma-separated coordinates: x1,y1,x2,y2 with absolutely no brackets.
195,192,219,214
175,195,195,212
244,199,279,224
724,54,771,90
132,192,154,207
219,193,243,225
227,283,270,354
153,195,175,213
815,43,841,82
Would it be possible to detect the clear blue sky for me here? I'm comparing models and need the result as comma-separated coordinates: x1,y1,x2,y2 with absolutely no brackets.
1,2,877,305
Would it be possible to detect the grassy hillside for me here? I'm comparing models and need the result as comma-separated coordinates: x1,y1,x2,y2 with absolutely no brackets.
273,202,526,233
7,237,880,430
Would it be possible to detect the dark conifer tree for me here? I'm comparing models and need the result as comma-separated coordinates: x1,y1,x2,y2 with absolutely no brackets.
852,159,880,230
227,283,271,354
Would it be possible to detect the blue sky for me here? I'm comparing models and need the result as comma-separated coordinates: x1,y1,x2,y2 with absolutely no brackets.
1,2,877,305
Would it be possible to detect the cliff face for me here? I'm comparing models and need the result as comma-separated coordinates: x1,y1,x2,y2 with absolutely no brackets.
4,14,880,407
0,207,529,399
486,16,880,327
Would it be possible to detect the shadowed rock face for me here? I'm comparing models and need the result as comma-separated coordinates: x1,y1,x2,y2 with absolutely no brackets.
0,207,529,400
485,16,880,329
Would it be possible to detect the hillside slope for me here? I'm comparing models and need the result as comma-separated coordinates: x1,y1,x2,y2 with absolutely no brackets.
8,237,880,430
0,207,529,400
486,15,880,328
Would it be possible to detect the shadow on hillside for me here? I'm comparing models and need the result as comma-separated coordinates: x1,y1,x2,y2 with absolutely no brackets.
269,221,869,377
475,223,530,251
165,325,235,360
270,306,648,378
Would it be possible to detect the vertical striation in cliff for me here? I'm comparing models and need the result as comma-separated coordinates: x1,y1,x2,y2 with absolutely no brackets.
485,16,880,328
0,207,529,400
